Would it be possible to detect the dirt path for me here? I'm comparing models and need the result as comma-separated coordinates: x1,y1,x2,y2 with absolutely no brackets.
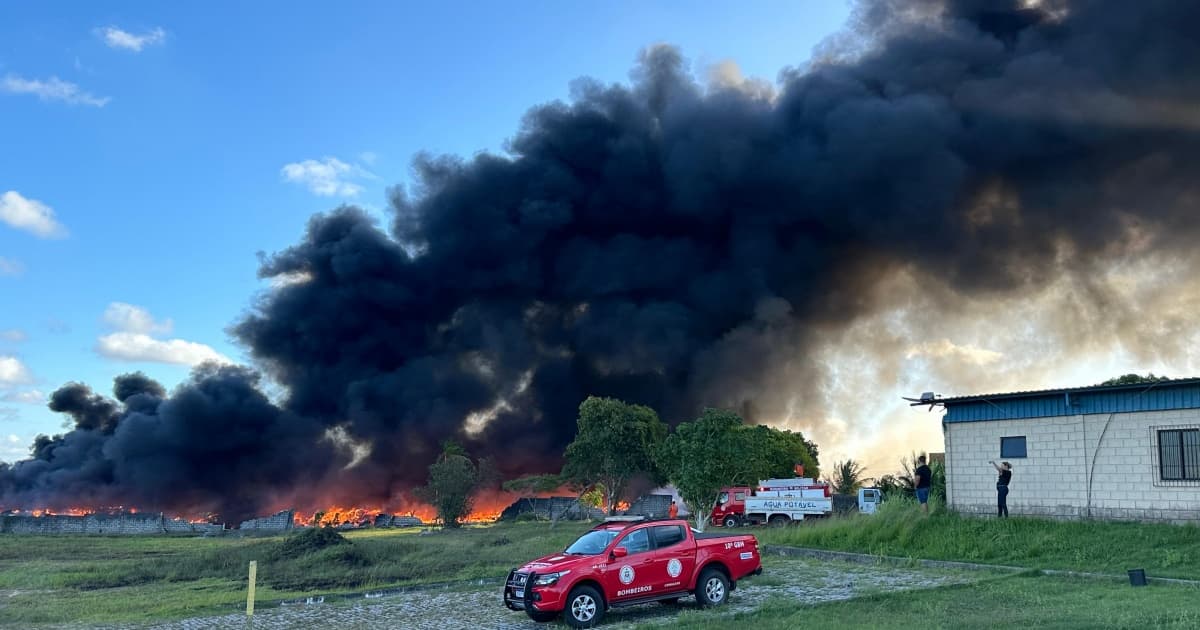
107,557,977,629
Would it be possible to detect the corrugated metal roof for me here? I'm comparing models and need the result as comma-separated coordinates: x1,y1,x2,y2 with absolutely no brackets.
939,377,1200,423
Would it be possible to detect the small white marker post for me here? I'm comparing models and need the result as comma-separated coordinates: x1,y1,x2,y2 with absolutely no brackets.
247,560,258,617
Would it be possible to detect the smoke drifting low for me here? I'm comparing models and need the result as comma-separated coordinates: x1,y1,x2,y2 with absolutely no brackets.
4,0,1200,521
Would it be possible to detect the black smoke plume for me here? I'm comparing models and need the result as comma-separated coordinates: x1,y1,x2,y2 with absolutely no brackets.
4,0,1200,521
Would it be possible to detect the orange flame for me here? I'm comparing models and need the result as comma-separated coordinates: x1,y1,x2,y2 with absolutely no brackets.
615,501,631,512
4,484,581,528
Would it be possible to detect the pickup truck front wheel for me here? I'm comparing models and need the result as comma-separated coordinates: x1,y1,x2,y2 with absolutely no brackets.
695,568,729,607
563,585,605,628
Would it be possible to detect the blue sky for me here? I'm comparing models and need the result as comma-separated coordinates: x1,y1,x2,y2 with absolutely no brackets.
0,1,852,461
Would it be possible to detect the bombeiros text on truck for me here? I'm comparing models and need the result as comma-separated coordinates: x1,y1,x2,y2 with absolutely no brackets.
503,515,763,628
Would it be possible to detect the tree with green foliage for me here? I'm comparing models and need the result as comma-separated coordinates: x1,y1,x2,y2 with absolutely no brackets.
580,484,606,511
660,408,819,530
930,459,946,503
826,459,867,495
414,441,491,528
660,409,748,530
1099,373,1171,386
748,425,821,480
872,473,904,498
561,396,668,514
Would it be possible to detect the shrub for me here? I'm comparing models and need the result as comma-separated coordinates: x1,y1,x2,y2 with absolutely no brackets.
273,526,349,559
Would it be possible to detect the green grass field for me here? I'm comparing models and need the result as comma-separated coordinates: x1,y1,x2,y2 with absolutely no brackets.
663,572,1200,630
1,506,1198,627
0,522,591,625
755,500,1200,579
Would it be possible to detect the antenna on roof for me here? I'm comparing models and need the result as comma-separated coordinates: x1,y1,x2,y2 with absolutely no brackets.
902,391,944,412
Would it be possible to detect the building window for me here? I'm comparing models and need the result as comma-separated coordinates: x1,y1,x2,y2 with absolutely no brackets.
1000,436,1027,458
1158,429,1200,481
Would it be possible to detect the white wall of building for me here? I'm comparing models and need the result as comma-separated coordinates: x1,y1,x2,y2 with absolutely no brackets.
945,408,1200,523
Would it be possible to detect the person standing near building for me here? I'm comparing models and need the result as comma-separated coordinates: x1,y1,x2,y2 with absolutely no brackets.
990,460,1013,517
668,500,679,519
914,455,932,514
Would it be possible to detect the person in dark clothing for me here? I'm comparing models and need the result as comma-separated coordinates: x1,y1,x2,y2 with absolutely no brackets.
990,460,1013,517
914,455,932,514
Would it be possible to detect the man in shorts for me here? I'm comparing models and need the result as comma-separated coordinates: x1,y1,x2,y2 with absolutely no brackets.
914,455,932,514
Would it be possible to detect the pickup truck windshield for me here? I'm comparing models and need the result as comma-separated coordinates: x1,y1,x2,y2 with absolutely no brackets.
564,529,620,555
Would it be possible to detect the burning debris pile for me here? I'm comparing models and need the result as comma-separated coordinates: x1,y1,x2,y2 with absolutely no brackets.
5,0,1200,521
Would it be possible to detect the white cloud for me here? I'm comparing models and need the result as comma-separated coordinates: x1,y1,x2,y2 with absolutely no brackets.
97,26,166,52
0,191,69,238
0,257,24,277
1,431,28,463
103,302,173,335
281,157,375,197
0,356,33,385
95,302,229,366
96,332,231,366
0,329,27,342
1,74,110,107
1,389,44,404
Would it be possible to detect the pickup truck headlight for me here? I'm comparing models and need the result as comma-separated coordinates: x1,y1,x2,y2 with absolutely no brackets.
533,570,570,586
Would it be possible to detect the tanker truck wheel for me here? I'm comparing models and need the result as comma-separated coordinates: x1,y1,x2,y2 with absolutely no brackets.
722,515,739,528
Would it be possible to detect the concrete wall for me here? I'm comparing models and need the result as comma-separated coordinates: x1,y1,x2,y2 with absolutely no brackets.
622,494,673,518
164,518,227,535
945,408,1200,523
373,514,424,527
238,509,295,531
0,512,230,535
499,497,605,521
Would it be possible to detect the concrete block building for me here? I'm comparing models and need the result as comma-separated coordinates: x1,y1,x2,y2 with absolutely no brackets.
940,379,1200,523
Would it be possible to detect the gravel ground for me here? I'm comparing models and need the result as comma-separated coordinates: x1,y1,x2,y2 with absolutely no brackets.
96,557,976,630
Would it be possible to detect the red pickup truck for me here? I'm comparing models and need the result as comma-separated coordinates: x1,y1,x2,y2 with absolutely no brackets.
503,516,763,628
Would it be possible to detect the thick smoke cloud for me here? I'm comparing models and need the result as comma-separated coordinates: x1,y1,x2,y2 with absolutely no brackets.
4,368,333,521
4,0,1200,521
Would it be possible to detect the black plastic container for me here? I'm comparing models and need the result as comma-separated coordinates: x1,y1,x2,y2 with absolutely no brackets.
1128,569,1147,587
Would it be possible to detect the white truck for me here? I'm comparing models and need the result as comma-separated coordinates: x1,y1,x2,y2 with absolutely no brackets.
711,478,834,527
857,488,881,514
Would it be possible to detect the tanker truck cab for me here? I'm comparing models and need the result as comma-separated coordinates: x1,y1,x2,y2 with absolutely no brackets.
712,488,751,528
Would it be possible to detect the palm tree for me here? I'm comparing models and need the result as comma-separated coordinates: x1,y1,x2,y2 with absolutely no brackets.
825,459,867,495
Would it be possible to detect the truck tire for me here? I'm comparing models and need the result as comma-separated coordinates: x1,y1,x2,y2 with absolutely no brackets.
525,609,558,623
563,585,605,628
722,515,738,528
695,567,730,607
768,514,790,527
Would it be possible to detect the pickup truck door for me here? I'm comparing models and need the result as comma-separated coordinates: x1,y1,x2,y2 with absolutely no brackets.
649,524,695,593
604,527,655,601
